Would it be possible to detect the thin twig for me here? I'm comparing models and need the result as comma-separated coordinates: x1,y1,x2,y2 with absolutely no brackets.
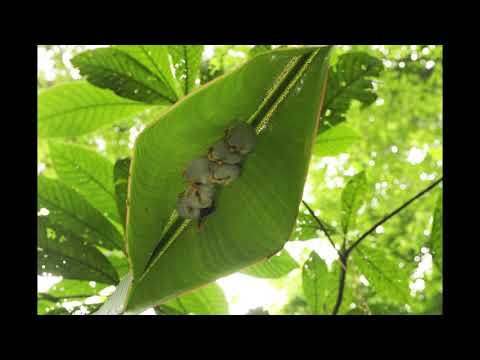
302,200,339,255
345,177,443,257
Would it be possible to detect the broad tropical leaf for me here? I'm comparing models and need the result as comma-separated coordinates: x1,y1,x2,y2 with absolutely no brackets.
38,81,152,138
49,142,119,223
37,176,124,251
321,52,383,132
113,45,182,100
113,158,131,230
314,123,362,157
38,217,119,284
302,251,329,314
71,48,177,104
156,282,229,315
341,171,368,235
430,192,443,271
124,46,332,313
241,249,298,278
169,45,204,95
353,246,410,304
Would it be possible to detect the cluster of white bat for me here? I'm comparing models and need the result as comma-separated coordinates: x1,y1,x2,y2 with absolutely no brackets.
177,122,258,225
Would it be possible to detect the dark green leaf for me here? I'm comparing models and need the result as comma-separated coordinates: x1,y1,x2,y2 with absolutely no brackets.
38,217,119,284
38,81,152,138
71,48,176,104
49,142,119,223
113,158,131,230
341,171,367,235
241,249,298,278
169,45,204,95
321,52,383,132
38,176,124,251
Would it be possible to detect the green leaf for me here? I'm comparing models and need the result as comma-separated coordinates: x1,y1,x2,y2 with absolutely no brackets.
241,249,298,278
321,52,383,132
71,48,177,104
169,45,204,95
430,192,443,271
38,217,119,284
38,176,124,251
341,171,367,235
49,142,119,223
93,273,132,315
159,282,229,315
314,123,362,157
249,45,272,59
38,81,151,138
353,246,410,304
113,158,131,230
113,45,182,99
124,46,333,313
47,279,110,300
302,251,329,314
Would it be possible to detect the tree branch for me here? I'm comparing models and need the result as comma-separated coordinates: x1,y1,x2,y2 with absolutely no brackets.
302,200,339,255
331,254,347,315
345,177,443,257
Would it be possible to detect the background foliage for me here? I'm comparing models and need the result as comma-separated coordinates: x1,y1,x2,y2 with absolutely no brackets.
37,45,442,315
